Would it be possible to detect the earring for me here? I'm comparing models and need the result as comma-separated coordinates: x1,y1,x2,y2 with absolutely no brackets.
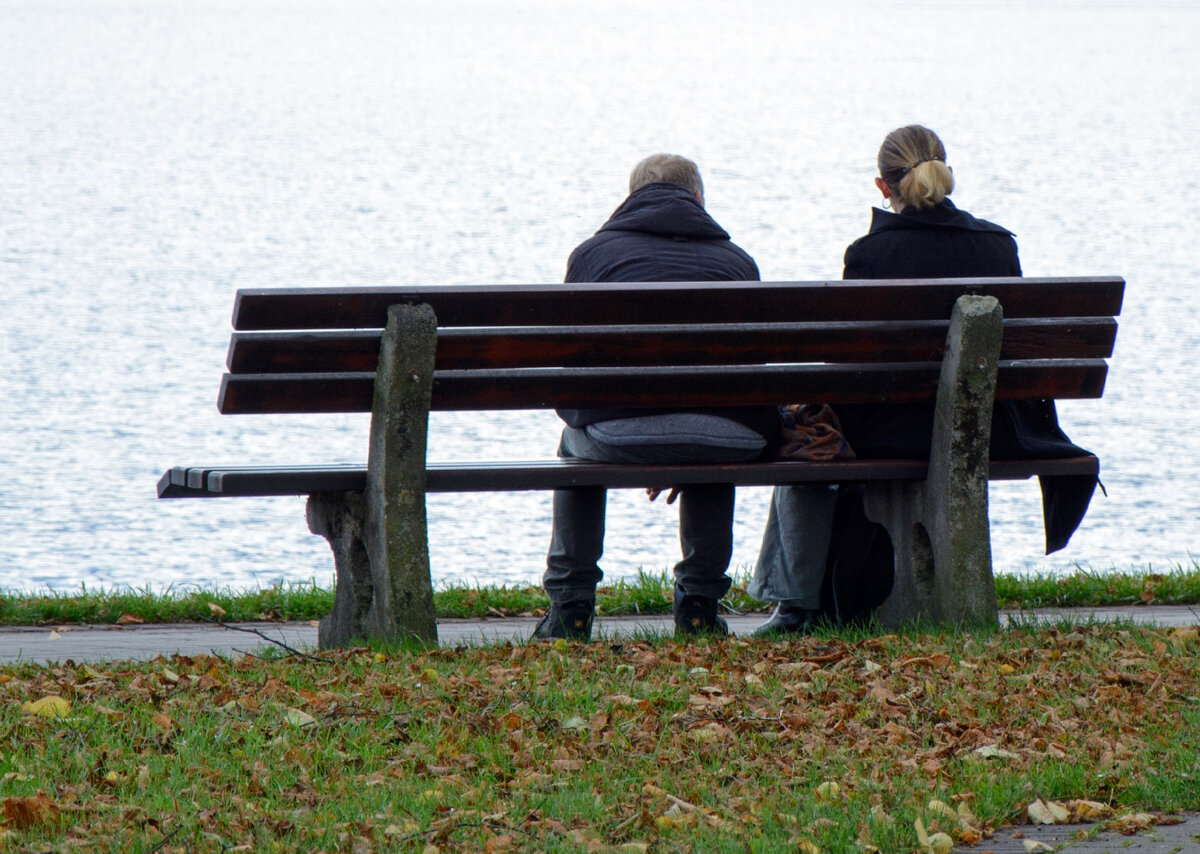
882,197,891,209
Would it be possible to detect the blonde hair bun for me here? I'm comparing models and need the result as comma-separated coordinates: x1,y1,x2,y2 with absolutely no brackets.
878,126,955,210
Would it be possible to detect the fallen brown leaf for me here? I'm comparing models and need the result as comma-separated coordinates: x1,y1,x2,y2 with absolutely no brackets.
1109,812,1156,834
1028,798,1071,825
2,792,61,829
1067,799,1114,822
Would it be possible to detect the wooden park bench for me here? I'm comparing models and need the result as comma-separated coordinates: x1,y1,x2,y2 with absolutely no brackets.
158,277,1123,646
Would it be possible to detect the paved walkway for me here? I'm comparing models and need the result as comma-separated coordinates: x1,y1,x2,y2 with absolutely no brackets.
3,604,1196,666
951,812,1200,852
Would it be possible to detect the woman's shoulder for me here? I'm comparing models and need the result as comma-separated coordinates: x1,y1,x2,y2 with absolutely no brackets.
843,203,1022,279
916,199,1014,236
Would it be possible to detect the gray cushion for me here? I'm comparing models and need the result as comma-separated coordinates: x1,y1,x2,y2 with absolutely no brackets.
584,413,767,451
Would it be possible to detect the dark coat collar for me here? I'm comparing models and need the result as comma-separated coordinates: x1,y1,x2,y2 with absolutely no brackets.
598,182,730,240
868,198,1015,237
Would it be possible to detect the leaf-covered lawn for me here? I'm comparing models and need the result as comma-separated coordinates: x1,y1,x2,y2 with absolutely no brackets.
3,624,1198,852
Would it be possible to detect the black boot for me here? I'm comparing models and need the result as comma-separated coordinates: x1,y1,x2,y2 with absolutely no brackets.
532,599,595,641
673,588,728,638
751,603,819,638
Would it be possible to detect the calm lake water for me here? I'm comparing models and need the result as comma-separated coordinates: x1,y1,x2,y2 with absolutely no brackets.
3,0,1197,594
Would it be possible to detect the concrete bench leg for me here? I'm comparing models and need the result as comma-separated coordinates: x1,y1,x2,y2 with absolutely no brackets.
310,303,439,647
307,491,373,647
865,295,1003,629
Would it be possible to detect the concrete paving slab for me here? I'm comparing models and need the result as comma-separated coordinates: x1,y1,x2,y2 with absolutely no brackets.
1,605,1196,666
1003,604,1200,627
952,812,1200,852
0,614,737,664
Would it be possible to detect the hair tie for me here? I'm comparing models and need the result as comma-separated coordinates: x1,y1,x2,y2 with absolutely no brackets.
904,157,944,174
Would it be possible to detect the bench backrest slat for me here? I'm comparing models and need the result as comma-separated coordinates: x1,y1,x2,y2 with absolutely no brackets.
226,317,1119,373
231,277,1125,329
217,277,1122,418
218,359,1109,414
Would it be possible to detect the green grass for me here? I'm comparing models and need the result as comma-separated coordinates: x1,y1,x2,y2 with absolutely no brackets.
994,563,1200,608
2,623,1198,851
0,579,334,626
2,563,1199,627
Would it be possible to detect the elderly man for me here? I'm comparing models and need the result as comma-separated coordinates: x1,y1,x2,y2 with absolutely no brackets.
535,154,776,641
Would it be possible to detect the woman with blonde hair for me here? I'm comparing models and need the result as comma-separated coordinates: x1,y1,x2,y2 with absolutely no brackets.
750,125,1097,636
844,124,1020,278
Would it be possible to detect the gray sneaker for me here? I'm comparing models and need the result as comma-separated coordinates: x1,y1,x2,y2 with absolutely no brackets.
751,603,820,638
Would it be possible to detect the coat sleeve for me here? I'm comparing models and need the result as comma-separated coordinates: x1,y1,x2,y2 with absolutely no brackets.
842,240,871,278
1007,236,1023,276
743,254,761,282
564,247,589,283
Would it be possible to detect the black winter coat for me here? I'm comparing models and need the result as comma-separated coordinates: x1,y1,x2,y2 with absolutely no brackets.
556,182,777,445
844,199,1021,279
564,181,760,284
836,199,1098,554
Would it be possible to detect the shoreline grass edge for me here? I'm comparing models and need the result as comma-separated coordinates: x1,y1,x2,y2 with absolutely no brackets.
3,563,1200,627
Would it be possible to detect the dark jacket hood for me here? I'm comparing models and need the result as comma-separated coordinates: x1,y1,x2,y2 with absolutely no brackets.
557,180,770,447
866,198,1014,237
597,181,731,241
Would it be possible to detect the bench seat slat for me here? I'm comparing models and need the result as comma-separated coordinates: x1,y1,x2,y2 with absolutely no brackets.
226,317,1120,374
157,454,1099,498
217,360,1109,414
231,278,1125,330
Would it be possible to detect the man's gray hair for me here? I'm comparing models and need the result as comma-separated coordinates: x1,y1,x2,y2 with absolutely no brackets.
629,153,704,204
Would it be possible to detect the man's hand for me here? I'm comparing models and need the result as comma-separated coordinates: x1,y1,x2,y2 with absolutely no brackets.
646,487,680,504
